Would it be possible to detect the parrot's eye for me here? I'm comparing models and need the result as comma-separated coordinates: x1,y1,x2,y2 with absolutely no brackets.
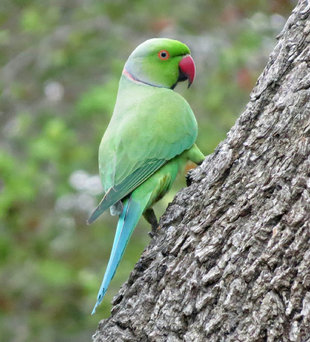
158,50,170,60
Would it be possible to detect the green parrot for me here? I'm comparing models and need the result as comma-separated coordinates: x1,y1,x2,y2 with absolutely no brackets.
88,38,204,314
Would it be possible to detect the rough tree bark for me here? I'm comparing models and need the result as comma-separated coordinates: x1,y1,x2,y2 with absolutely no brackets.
93,1,310,341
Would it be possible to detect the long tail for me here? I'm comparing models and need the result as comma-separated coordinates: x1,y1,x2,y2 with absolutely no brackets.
91,192,151,314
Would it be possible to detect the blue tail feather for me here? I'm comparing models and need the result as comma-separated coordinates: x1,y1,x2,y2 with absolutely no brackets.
91,193,151,314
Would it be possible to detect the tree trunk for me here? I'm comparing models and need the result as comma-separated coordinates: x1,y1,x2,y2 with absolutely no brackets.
93,1,310,341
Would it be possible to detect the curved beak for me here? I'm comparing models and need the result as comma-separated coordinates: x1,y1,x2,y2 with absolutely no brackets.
178,55,196,88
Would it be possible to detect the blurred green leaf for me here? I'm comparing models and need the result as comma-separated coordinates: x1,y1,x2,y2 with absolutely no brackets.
37,260,74,287
77,80,118,118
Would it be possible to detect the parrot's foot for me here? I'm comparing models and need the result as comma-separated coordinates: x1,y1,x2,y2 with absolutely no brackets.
143,208,159,237
186,170,194,186
148,227,161,238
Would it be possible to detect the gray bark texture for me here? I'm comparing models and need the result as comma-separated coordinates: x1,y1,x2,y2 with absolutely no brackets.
93,1,310,341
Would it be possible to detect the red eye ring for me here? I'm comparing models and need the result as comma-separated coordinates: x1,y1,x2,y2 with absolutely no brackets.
158,50,170,60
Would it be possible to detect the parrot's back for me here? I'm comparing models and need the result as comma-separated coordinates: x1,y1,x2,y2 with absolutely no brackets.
99,75,198,194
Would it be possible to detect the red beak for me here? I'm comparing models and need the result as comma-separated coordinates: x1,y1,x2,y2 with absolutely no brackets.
178,55,196,87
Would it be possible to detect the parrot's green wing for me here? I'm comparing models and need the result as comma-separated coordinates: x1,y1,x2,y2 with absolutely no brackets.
88,79,197,224
88,159,164,223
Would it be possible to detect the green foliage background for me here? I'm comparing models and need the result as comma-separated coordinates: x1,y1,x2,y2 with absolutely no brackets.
0,1,293,341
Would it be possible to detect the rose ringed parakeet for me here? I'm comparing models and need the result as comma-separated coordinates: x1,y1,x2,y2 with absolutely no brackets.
88,38,204,314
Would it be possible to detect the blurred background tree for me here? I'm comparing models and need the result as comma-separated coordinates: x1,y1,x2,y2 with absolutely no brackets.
0,1,294,341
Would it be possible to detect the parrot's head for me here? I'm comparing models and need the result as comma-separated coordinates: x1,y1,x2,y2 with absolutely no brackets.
124,38,195,89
